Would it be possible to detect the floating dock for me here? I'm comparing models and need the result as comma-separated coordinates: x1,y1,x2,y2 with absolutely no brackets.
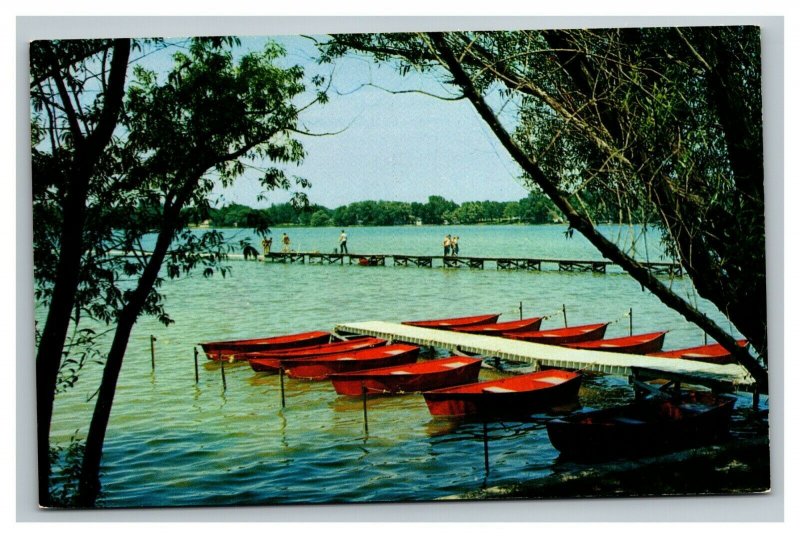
334,321,756,393
265,251,682,276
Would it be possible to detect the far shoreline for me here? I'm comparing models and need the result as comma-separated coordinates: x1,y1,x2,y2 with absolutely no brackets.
189,222,660,230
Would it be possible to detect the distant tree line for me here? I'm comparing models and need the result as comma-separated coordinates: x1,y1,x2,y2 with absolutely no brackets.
199,192,574,228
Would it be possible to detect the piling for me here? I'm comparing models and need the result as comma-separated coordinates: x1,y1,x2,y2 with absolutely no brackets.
362,384,369,434
562,304,568,327
483,422,490,474
219,351,227,392
150,335,156,372
280,367,286,408
193,347,199,385
519,301,523,320
629,308,633,336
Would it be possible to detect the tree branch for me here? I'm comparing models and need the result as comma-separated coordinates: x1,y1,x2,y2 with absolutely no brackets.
427,31,767,390
336,81,464,101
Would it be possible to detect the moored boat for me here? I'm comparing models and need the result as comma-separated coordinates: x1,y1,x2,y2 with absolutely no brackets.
546,391,737,460
564,331,667,354
247,337,387,373
402,313,501,329
357,256,382,266
505,323,609,345
200,330,331,361
450,316,543,335
329,357,483,396
422,369,582,417
285,344,420,380
648,340,748,365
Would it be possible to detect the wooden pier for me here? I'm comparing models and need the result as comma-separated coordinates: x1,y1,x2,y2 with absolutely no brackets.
333,321,755,393
265,252,682,276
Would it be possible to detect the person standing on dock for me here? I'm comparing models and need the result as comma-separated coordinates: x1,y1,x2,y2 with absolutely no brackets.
261,235,273,258
281,233,291,253
452,236,459,256
443,234,452,256
339,230,348,254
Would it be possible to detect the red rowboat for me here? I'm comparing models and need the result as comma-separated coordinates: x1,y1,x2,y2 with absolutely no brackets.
546,391,737,460
285,344,420,380
648,340,748,365
239,335,379,359
329,357,483,396
357,256,382,266
451,317,543,335
422,369,582,417
505,323,609,345
564,331,667,354
247,337,387,373
200,330,331,361
402,313,501,329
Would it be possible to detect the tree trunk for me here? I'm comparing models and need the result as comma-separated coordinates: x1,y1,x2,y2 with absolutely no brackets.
35,39,130,506
539,29,768,359
428,33,768,390
74,204,178,506
35,201,86,505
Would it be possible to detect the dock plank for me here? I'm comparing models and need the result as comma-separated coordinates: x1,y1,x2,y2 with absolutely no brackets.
334,321,755,391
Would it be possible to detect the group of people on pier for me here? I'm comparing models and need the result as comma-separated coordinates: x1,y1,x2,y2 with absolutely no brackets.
263,230,465,258
261,232,292,256
261,230,349,257
443,234,460,256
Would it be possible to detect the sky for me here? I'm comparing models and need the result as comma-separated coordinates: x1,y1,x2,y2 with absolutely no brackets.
144,34,530,209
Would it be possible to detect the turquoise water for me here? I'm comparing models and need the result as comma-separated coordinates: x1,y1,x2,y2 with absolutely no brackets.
234,223,672,261
43,224,758,507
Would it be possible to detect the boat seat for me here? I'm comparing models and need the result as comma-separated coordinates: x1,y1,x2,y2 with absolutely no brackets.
443,361,468,368
386,349,406,355
335,357,356,361
534,376,565,385
389,370,412,375
483,386,516,393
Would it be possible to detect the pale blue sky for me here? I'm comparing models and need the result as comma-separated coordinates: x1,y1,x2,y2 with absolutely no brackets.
149,35,530,209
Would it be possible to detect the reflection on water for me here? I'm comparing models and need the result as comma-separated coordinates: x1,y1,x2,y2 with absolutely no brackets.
40,224,758,507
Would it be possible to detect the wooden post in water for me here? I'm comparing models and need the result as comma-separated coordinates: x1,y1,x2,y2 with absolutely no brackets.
280,367,286,408
562,304,568,328
519,301,523,320
150,335,156,372
753,388,760,411
219,351,227,392
193,347,199,385
629,308,633,336
704,332,708,345
362,384,369,434
483,422,490,475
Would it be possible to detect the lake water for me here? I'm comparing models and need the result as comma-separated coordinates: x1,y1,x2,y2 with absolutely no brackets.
227,222,673,261
42,224,762,507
